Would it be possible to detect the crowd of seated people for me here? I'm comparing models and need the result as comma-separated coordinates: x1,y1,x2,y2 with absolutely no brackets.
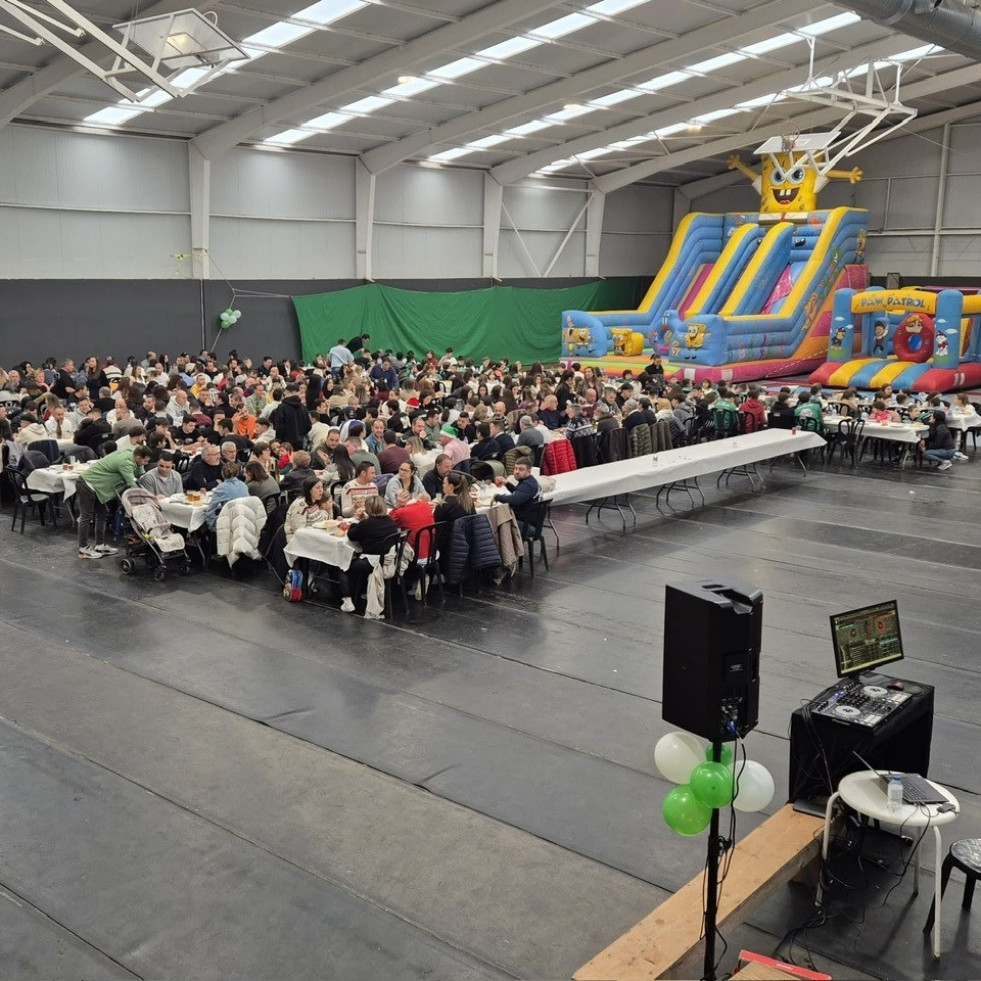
4,342,980,574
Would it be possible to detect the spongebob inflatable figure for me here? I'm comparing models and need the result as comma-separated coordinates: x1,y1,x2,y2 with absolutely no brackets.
727,134,862,214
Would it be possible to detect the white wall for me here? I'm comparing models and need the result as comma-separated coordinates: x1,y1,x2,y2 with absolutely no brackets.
0,127,190,277
24,118,981,280
211,148,356,279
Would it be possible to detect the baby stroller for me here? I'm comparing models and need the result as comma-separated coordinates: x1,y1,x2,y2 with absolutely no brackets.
118,488,192,581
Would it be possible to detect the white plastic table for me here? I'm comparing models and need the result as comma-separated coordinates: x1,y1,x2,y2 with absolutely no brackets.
817,769,959,957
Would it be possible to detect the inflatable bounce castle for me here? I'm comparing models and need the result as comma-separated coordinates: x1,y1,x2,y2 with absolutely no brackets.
562,133,870,384
809,286,981,392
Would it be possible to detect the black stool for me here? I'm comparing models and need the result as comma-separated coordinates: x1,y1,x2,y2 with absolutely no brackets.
924,838,981,932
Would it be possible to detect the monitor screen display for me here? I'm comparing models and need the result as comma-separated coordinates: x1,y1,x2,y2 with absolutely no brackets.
830,600,904,677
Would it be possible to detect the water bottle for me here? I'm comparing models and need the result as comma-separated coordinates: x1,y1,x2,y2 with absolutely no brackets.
886,774,903,812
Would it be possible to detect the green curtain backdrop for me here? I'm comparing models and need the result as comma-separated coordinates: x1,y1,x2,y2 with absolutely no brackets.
293,279,640,365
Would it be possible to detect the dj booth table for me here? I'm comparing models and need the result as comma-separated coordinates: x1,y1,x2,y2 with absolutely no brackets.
789,676,935,804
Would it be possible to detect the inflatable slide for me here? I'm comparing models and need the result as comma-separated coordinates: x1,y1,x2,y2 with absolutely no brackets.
810,286,981,393
562,207,869,384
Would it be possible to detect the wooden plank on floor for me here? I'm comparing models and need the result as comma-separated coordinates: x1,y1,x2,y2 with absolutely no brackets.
574,806,824,981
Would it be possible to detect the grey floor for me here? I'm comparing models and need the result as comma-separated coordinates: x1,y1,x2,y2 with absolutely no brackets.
1,451,979,981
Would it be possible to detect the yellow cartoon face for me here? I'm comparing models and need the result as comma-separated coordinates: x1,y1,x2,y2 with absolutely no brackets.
686,322,708,348
760,153,820,213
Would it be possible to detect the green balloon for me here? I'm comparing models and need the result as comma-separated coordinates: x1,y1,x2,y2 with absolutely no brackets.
690,761,735,809
662,785,712,836
705,744,734,766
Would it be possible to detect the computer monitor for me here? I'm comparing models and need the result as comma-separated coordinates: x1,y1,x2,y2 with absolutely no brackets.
830,599,905,678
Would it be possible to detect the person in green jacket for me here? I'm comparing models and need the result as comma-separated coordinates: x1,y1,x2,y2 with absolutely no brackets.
76,445,152,559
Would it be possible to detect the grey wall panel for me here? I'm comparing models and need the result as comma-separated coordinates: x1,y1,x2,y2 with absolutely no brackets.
599,232,672,277
853,179,888,229
945,122,981,175
498,229,586,279
937,236,981,277
688,183,758,215
864,235,934,276
210,217,357,279
604,184,674,234
211,149,355,220
0,208,190,278
375,166,483,226
503,183,589,231
0,126,188,212
373,225,482,278
855,126,943,178
884,176,940,229
942,176,981,228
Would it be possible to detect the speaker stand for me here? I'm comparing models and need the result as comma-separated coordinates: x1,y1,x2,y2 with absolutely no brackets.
703,740,723,981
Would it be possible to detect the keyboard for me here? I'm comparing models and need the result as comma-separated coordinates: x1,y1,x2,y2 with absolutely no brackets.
899,773,947,806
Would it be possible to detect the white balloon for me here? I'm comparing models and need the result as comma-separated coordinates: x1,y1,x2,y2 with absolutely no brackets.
732,760,775,812
232,309,242,318
654,731,705,784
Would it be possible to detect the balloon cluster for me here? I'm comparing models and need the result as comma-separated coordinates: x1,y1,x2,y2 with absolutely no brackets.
219,307,242,331
654,731,775,837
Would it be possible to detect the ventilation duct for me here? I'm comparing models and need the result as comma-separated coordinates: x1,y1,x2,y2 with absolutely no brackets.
835,0,981,59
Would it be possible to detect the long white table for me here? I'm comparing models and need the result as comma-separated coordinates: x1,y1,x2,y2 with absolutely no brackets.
545,429,826,507
26,463,89,500
159,493,210,533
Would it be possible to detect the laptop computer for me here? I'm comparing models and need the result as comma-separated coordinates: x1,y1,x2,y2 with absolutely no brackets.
852,752,947,805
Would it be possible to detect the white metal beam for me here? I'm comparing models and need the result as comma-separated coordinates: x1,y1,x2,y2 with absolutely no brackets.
0,0,218,130
360,0,816,175
491,34,907,186
592,62,981,193
188,143,211,279
355,158,375,281
482,173,503,279
585,188,604,277
190,0,567,161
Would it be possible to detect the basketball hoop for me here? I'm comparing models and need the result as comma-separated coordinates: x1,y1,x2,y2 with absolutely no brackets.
780,122,800,153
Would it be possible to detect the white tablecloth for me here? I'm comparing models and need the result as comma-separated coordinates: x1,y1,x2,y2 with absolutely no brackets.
823,417,926,445
285,525,362,571
26,465,88,499
159,494,210,532
947,415,981,434
545,429,826,507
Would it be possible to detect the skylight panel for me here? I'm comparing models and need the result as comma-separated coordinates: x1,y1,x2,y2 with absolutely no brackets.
343,96,393,114
740,33,801,57
139,89,174,108
654,122,688,137
587,0,648,15
891,44,942,61
467,135,510,148
429,57,485,80
688,51,745,74
296,0,366,25
243,22,310,48
590,89,641,107
478,36,541,60
382,77,441,97
529,12,597,41
262,128,312,145
544,104,595,122
576,147,608,160
84,105,145,126
690,107,741,124
505,120,551,135
798,12,861,37
428,147,473,162
636,71,691,92
304,111,348,129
